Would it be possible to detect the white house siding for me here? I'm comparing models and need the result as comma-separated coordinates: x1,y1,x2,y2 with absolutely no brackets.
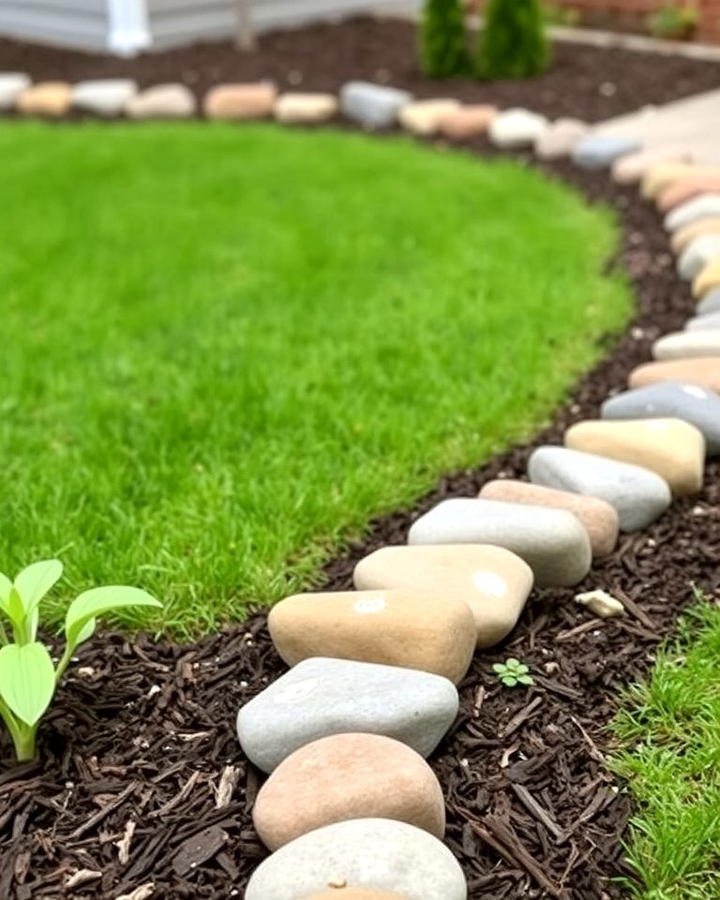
0,0,109,51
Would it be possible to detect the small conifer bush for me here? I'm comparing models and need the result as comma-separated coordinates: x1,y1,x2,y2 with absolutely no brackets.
477,0,550,80
420,0,471,78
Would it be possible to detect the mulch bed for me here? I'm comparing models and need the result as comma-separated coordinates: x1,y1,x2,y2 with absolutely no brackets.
2,16,720,900
2,15,720,122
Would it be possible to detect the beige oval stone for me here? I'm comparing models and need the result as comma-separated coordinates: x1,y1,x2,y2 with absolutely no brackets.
204,82,277,120
16,81,71,117
565,418,704,496
253,734,445,851
672,217,720,253
398,99,461,136
630,358,720,392
268,589,475,684
641,163,717,200
479,479,618,557
437,104,497,139
125,83,196,119
304,891,406,899
275,92,338,123
653,330,720,361
658,175,720,212
353,545,532,649
694,260,720,298
612,146,692,185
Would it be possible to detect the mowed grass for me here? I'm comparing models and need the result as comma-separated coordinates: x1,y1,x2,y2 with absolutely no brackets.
0,121,630,635
610,600,720,899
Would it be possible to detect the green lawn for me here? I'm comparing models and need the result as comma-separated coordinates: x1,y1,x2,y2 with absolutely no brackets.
0,121,630,635
610,600,720,899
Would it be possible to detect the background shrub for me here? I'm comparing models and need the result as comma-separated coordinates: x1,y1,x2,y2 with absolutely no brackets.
478,0,550,79
420,0,471,77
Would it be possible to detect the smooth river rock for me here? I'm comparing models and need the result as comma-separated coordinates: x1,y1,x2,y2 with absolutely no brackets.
16,81,71,117
564,418,704,496
572,134,641,169
253,734,445,850
686,311,720,331
438,104,497,139
535,118,589,160
0,72,31,110
602,380,720,455
245,818,467,900
697,288,720,315
126,84,196,119
612,145,692,184
694,260,720,298
479,479,619,557
641,162,711,199
672,217,720,253
528,445,671,531
353,544,533,648
340,82,413,129
71,79,137,116
398,99,461,135
268,589,475,685
237,657,458,772
275,92,338,123
305,891,406,899
630,358,720,392
204,82,277,120
677,234,720,280
653,329,720,360
665,194,720,232
488,108,548,148
407,498,591,587
659,174,720,212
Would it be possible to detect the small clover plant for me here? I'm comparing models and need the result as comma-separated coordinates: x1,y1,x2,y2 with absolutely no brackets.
0,559,161,762
492,658,534,688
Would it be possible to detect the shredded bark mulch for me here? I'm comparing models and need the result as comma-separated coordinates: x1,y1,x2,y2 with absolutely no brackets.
2,15,720,122
2,17,720,900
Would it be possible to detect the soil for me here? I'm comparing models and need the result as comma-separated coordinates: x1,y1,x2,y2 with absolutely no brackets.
2,16,720,900
1,15,720,122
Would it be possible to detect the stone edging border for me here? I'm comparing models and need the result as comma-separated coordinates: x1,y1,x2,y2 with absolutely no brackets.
3,72,720,898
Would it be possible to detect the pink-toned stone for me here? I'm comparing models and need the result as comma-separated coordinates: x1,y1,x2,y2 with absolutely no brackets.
253,734,445,851
565,418,705,496
658,175,720,212
629,358,720,392
398,99,461,136
534,118,588,160
642,163,720,200
204,82,277,120
16,81,71,117
437,104,497,139
612,146,693,184
479,479,618,557
353,544,532,649
268,589,476,684
671,217,720,253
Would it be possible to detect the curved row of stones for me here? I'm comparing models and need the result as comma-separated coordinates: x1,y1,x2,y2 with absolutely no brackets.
4,70,720,898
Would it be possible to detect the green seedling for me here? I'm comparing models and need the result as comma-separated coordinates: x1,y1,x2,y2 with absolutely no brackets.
0,559,161,762
493,658,534,688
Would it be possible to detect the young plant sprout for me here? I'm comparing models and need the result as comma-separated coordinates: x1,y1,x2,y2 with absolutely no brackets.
0,560,161,762
493,658,534,688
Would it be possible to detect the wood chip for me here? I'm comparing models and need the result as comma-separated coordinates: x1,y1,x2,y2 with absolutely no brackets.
172,825,228,877
215,765,239,809
65,868,102,889
116,884,155,900
115,819,137,865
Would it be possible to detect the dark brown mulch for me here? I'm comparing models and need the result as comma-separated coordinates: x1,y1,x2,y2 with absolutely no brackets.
2,20,720,900
2,15,720,122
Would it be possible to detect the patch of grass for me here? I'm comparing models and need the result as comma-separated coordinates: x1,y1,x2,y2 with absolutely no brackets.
609,599,720,899
0,121,630,635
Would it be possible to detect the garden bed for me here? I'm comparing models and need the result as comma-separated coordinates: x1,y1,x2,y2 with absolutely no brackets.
2,15,720,900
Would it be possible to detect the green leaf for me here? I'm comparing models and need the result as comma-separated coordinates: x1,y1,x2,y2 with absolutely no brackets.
0,642,56,726
492,663,506,674
65,586,160,649
3,588,26,632
501,676,518,687
0,573,11,606
518,675,534,686
14,559,63,615
506,658,520,667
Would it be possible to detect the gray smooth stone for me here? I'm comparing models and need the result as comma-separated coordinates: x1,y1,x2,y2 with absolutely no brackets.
407,498,591,587
572,135,642,169
665,194,720,232
0,72,30,110
697,287,720,316
677,234,720,281
602,380,720,455
71,79,137,116
686,311,720,331
528,446,671,531
237,657,458,773
340,81,413,129
245,818,467,900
